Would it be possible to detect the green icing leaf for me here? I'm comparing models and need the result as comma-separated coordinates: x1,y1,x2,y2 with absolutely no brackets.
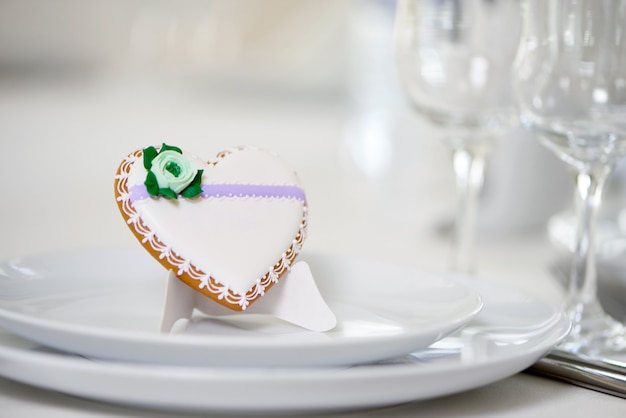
191,169,203,186
159,187,178,199
180,183,202,198
143,146,158,170
160,143,183,154
180,169,204,198
144,170,159,196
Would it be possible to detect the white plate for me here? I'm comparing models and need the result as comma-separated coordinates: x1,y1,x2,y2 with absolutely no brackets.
0,276,570,414
0,248,482,367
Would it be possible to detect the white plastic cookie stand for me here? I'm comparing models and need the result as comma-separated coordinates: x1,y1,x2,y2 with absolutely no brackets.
161,261,337,333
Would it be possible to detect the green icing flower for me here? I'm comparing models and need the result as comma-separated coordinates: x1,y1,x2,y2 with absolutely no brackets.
143,144,203,199
151,150,196,193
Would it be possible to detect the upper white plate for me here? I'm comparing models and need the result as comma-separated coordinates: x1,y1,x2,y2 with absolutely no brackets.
0,274,570,414
0,248,482,367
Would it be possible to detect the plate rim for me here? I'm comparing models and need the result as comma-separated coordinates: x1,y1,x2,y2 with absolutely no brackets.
0,301,570,413
0,248,483,366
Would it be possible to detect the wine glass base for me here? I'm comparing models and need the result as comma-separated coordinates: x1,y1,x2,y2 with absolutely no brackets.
557,305,626,358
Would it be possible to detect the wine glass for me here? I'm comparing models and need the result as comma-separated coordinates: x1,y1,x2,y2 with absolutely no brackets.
394,0,520,274
513,0,626,355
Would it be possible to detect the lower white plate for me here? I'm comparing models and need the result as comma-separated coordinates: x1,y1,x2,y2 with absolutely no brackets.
0,248,482,367
0,274,570,414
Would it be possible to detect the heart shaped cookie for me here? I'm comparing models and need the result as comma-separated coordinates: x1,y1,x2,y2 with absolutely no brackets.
114,145,307,311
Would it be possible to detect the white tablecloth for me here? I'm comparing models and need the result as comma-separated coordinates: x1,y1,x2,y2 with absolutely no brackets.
0,77,623,417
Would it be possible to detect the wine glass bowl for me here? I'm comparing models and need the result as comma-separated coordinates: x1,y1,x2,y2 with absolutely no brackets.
514,0,626,172
513,0,626,355
394,0,521,273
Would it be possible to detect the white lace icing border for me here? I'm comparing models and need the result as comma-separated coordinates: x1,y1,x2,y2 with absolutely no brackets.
114,148,308,311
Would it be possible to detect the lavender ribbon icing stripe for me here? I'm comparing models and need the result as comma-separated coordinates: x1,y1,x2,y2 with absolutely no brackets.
200,184,306,201
129,184,306,203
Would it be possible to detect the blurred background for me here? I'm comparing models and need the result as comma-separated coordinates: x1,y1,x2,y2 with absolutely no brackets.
2,0,625,312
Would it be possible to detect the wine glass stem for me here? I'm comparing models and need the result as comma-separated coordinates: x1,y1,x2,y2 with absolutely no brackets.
569,168,610,321
451,148,485,274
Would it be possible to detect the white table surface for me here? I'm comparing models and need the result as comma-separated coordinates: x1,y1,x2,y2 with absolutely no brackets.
0,76,624,417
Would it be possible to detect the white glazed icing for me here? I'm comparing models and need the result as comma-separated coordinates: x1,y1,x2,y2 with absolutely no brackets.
115,147,307,310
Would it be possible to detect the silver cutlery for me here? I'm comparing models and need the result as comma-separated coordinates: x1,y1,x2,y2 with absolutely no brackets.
529,350,626,399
